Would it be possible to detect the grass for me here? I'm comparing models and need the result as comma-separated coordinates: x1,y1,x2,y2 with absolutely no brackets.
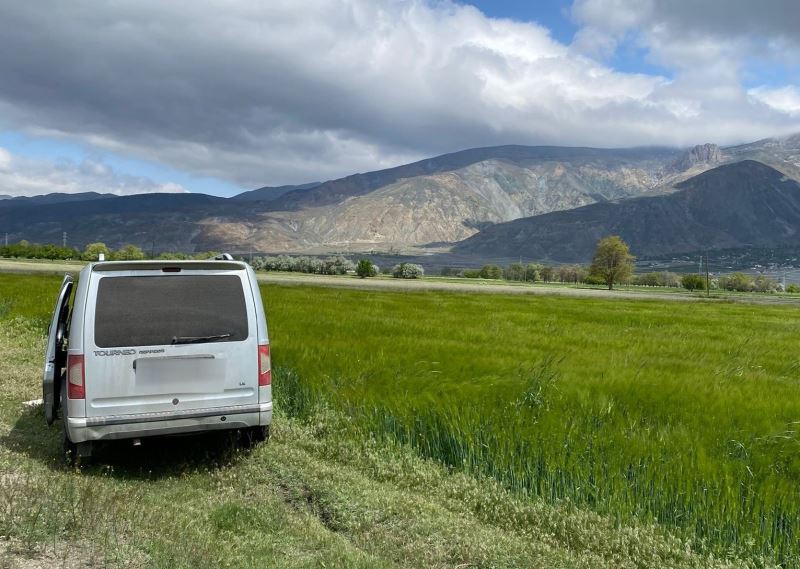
0,272,797,567
263,283,800,565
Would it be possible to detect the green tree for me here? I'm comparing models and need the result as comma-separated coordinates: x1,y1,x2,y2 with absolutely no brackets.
82,242,111,261
753,274,778,293
356,259,377,278
588,235,635,290
681,274,706,291
392,263,424,279
540,266,555,282
478,264,503,279
111,244,146,261
525,263,542,282
504,262,525,281
718,272,753,292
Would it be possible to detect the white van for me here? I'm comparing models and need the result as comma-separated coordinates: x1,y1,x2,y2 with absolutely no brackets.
42,258,272,461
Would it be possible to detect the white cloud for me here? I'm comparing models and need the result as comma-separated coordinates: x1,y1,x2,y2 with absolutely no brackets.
0,146,187,197
0,147,11,171
0,0,798,188
749,86,800,116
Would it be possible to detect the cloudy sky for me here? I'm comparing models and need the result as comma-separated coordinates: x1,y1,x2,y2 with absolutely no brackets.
0,0,798,197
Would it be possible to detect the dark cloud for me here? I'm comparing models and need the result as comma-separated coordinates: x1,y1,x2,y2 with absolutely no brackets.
0,0,797,190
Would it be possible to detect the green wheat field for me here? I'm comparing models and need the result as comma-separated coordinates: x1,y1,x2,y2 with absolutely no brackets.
1,271,799,568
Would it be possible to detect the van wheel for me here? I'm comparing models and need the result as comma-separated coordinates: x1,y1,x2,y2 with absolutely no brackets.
60,380,91,466
62,432,79,466
62,433,93,466
241,426,269,449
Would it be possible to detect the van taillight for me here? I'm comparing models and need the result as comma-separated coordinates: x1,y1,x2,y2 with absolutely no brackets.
258,344,271,386
67,354,85,399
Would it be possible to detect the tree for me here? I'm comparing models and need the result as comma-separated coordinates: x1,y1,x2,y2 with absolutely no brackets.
504,262,525,281
718,272,753,292
588,235,635,290
392,263,424,279
752,274,778,293
525,263,542,282
111,244,146,261
681,274,706,291
82,242,111,261
356,259,378,278
540,266,555,282
478,264,503,279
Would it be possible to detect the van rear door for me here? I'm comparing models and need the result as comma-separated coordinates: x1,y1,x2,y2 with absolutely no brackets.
83,269,259,417
43,274,73,425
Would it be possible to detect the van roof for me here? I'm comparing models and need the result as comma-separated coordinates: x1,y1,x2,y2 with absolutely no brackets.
91,260,248,272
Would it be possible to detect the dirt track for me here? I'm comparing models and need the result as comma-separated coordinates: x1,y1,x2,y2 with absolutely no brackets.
255,271,707,302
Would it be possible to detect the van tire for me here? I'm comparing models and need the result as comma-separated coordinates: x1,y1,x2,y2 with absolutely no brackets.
241,426,269,448
62,432,78,466
60,380,92,466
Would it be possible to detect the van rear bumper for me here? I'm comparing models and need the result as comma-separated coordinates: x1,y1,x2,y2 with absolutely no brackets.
66,402,272,442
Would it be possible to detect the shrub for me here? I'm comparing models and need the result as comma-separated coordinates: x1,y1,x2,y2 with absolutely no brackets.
462,269,481,278
681,274,706,291
787,284,800,293
392,263,424,279
583,274,607,286
356,259,378,278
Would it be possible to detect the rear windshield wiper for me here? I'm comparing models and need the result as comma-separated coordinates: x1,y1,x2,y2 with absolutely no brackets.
171,333,232,345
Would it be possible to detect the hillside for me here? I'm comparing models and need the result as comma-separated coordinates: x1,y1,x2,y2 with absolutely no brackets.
232,181,320,202
2,134,800,254
454,160,800,261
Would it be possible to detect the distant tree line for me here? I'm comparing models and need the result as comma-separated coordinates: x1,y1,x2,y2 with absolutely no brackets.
250,255,426,279
250,255,356,275
0,238,789,293
0,240,223,261
0,240,79,260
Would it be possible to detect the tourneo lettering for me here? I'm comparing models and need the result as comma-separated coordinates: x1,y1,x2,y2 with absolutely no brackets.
93,349,137,356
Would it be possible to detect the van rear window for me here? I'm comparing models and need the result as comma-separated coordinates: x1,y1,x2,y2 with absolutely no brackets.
94,275,249,348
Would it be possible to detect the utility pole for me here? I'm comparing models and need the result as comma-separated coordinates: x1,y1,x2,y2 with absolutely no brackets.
3,232,7,247
62,231,67,248
705,251,710,298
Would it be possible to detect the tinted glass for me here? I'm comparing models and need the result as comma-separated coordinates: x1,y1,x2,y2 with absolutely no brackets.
94,275,248,348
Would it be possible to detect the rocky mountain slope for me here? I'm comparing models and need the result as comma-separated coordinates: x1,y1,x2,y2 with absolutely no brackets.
454,160,800,262
2,134,800,255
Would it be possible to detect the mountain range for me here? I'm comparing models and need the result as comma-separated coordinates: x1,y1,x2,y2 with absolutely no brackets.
455,160,800,261
2,133,800,261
